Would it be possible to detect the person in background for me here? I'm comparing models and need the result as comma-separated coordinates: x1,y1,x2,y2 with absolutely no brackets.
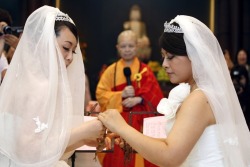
0,8,22,82
223,49,234,71
236,49,250,74
236,49,250,87
98,15,250,166
230,65,249,125
0,8,12,82
4,32,21,63
96,30,163,167
0,5,103,167
235,49,250,129
0,50,8,82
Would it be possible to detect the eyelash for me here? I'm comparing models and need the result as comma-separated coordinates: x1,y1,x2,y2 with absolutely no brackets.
63,47,76,54
162,54,175,60
166,55,175,60
63,47,69,51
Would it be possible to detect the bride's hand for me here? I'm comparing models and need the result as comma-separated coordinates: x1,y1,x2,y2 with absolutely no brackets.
105,132,124,150
98,109,128,134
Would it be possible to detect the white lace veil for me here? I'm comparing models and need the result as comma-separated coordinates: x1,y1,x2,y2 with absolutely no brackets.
169,15,250,166
0,6,85,166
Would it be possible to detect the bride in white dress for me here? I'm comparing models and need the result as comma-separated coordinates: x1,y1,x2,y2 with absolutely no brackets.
98,15,250,167
0,6,103,167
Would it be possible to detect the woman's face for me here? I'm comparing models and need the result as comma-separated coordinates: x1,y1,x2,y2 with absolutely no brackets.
161,48,193,84
237,50,247,65
56,27,77,67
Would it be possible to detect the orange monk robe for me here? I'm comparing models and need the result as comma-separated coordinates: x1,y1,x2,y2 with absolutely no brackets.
96,57,163,167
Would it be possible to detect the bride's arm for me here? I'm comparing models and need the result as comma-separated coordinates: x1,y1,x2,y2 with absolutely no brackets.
99,91,215,167
66,118,103,152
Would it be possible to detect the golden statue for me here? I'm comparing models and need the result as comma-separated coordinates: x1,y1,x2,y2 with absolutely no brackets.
123,4,151,63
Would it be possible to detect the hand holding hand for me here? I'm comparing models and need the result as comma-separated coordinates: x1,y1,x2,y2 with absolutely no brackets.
122,85,135,98
122,97,142,108
105,132,127,149
67,118,104,151
98,109,128,135
114,136,125,149
81,118,103,140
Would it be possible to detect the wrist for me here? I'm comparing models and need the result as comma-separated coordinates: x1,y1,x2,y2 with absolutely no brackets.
135,97,143,104
121,91,128,98
140,97,144,104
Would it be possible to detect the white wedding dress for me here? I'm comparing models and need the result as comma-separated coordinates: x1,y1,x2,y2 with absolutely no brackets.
0,153,70,167
180,125,224,166
157,84,225,167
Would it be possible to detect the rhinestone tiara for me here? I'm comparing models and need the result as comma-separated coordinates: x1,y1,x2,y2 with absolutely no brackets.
164,21,183,33
55,12,74,24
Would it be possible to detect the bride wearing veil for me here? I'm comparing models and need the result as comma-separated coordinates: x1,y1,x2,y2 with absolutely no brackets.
98,15,250,167
0,5,103,167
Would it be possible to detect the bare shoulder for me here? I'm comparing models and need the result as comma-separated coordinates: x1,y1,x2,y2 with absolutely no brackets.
165,89,216,165
178,89,215,126
188,89,208,105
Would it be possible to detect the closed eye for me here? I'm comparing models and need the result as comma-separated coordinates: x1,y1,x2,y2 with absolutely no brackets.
63,47,70,51
166,55,175,60
161,52,176,61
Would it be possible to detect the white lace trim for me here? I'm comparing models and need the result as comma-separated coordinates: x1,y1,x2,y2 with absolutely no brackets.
33,116,48,133
223,137,239,146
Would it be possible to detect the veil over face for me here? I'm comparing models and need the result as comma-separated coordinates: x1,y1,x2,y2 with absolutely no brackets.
169,15,250,166
0,6,85,166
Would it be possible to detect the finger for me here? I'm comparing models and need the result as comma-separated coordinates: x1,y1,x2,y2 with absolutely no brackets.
107,132,119,139
119,140,125,148
97,113,105,121
114,138,119,145
123,98,130,103
122,99,127,106
99,127,106,137
105,137,112,150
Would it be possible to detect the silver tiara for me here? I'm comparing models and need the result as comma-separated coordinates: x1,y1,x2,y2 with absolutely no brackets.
55,12,74,24
164,21,183,33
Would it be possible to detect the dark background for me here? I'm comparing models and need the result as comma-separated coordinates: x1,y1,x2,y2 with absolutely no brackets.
1,0,250,99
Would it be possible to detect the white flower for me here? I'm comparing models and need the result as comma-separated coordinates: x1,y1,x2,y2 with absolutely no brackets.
157,83,190,119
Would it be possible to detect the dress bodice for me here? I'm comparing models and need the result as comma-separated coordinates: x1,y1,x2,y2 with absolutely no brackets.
180,125,225,167
157,84,225,166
